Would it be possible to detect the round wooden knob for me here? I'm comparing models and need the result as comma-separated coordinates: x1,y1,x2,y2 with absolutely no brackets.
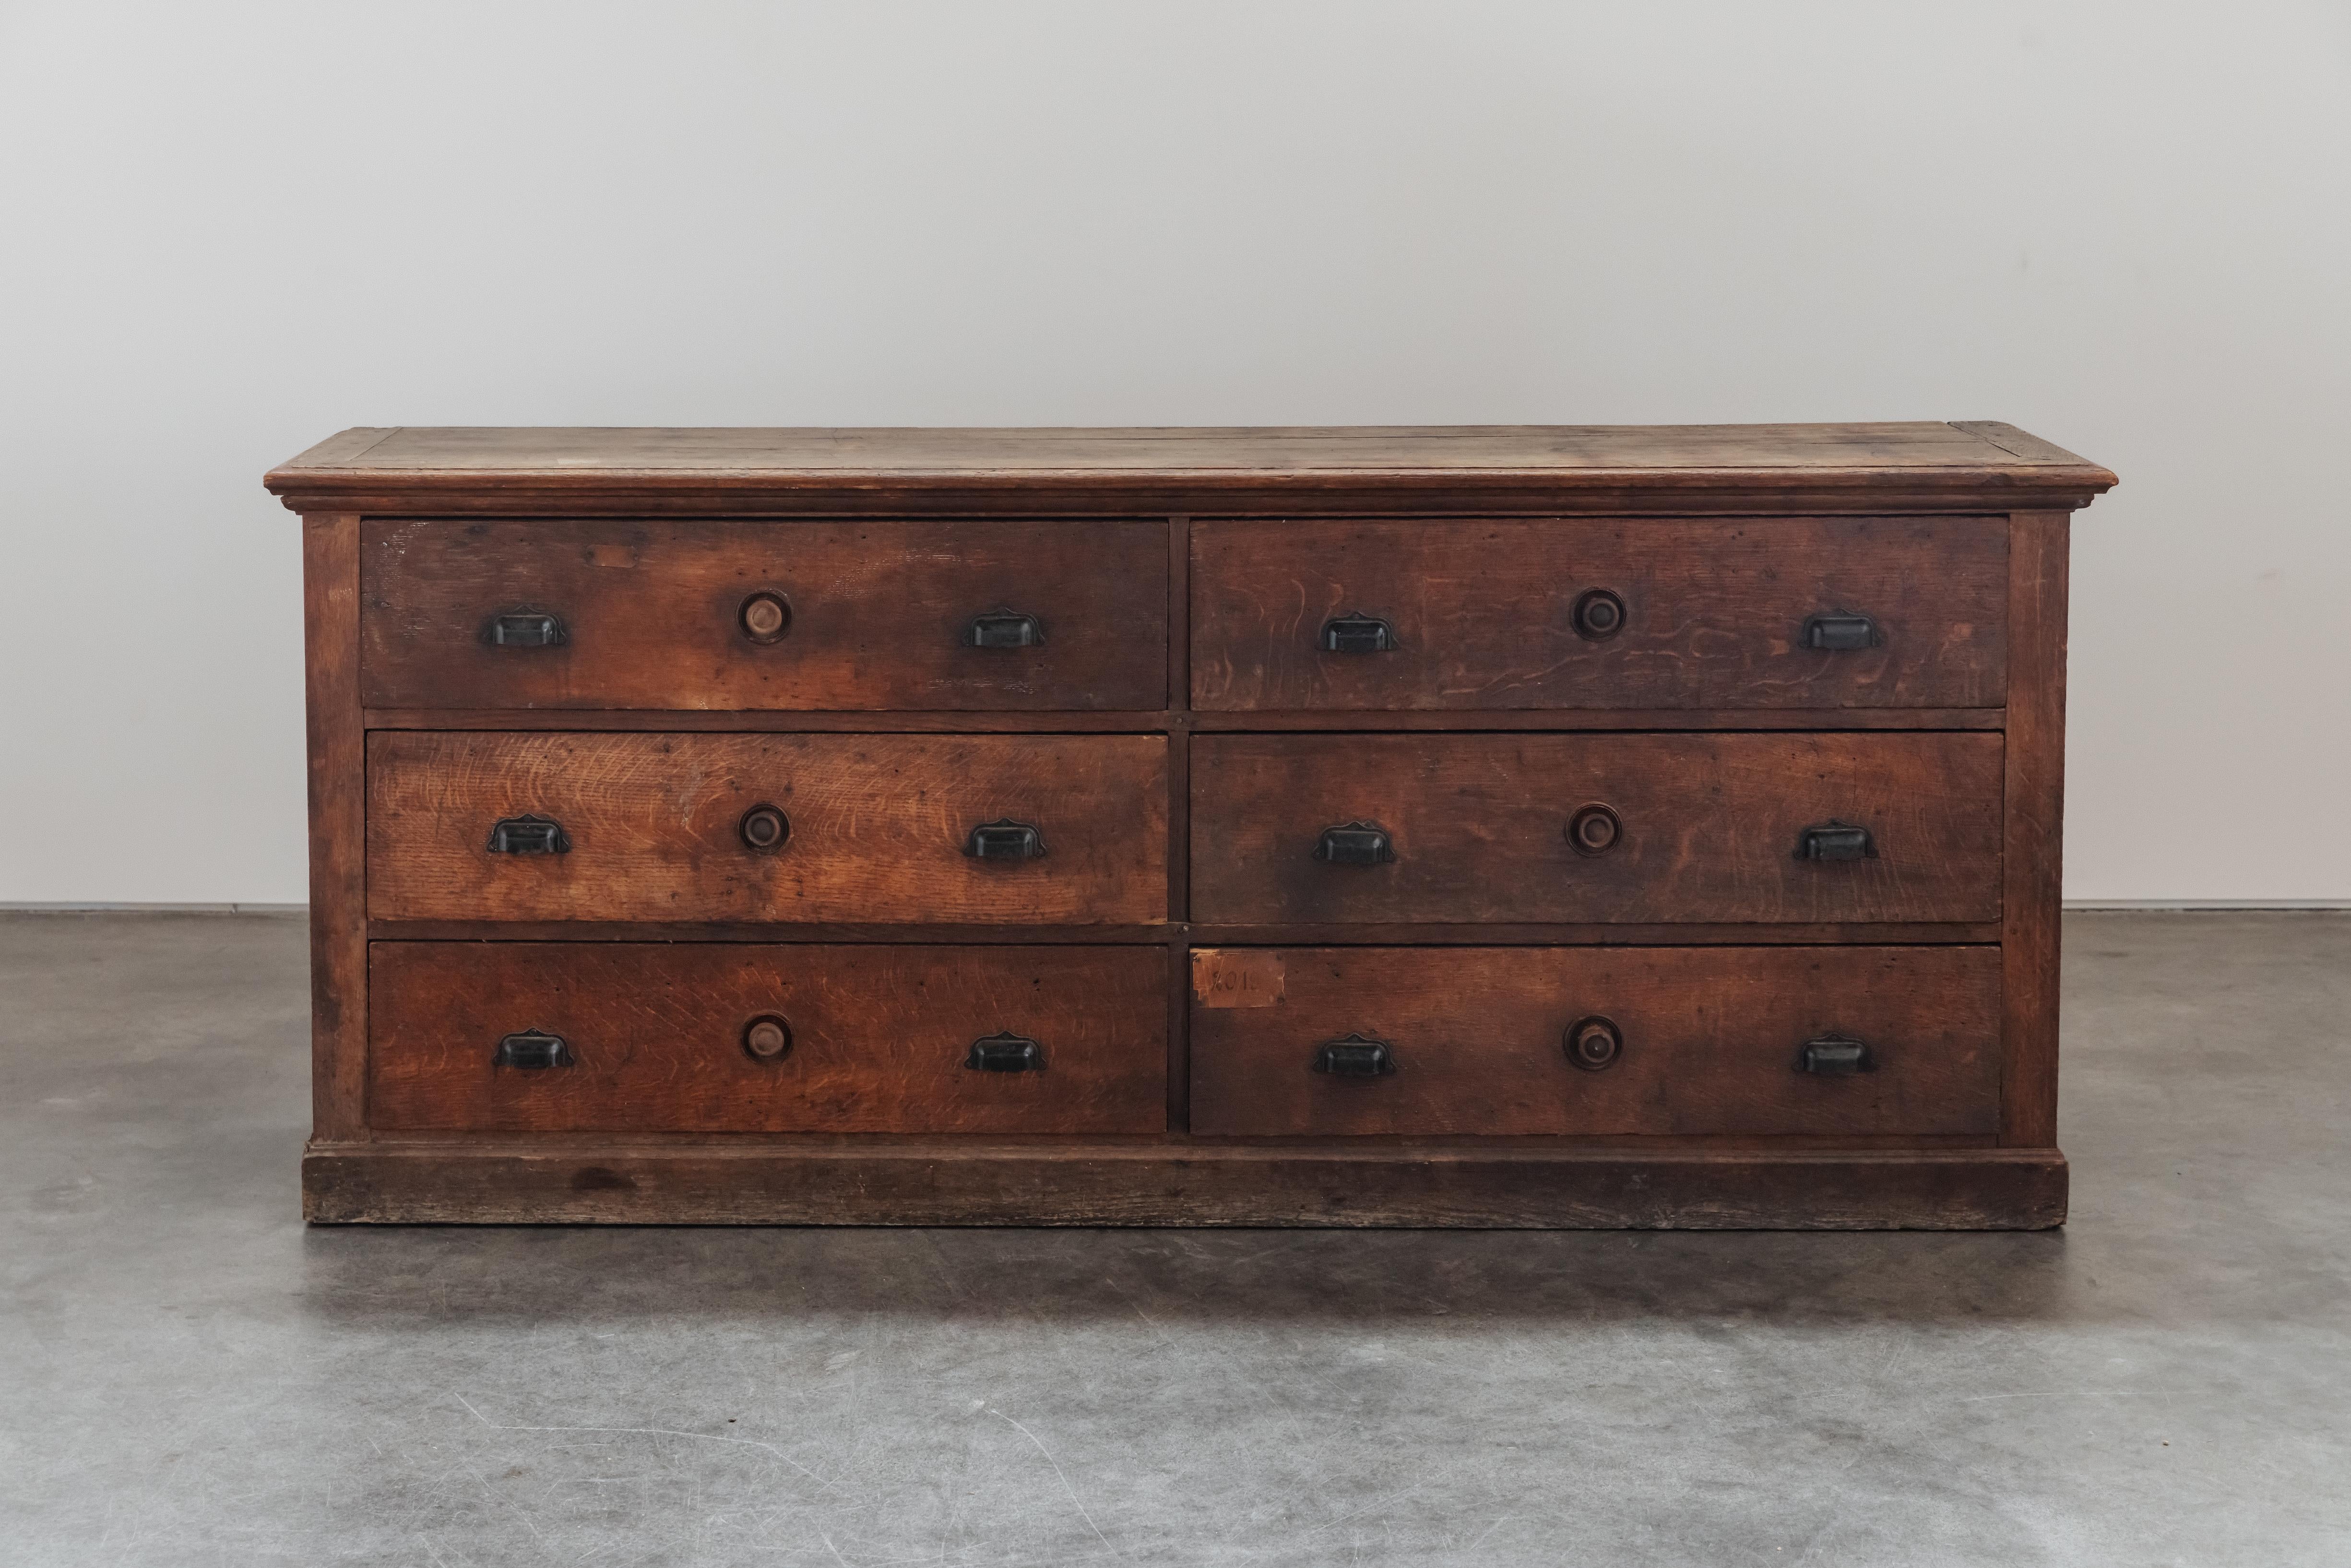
738,804,790,852
1572,588,1626,640
1566,1016,1622,1071
1566,804,1621,856
743,1015,792,1060
739,591,792,643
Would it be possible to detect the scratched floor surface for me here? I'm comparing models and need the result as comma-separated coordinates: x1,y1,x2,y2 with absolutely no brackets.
2,910,2347,1566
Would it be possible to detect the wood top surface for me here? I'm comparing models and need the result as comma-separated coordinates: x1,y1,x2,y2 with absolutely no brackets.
267,422,2114,515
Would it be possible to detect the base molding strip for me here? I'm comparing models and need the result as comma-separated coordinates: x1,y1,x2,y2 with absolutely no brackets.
304,1140,2066,1230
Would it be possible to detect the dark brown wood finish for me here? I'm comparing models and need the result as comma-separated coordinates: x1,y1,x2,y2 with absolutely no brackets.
303,514,368,1140
366,731,1168,924
276,422,2109,1227
359,706,2006,733
1165,517,1193,1131
302,1141,2067,1228
364,919,2003,946
1187,923,2003,947
1190,732,2004,925
1192,517,2007,711
360,518,1168,711
1188,946,2001,1137
369,942,1166,1134
2002,513,2070,1147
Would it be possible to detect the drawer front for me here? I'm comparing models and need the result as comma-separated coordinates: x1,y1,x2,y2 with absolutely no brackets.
369,942,1166,1133
367,732,1167,923
1190,733,2002,925
1189,946,2000,1136
360,519,1168,711
1190,517,2006,710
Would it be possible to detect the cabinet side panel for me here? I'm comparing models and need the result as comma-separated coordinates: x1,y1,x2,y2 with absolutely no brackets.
2001,512,2069,1146
1166,516,1191,1132
304,513,369,1140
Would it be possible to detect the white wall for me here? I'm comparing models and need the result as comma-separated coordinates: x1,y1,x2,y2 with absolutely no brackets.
2,1,2345,904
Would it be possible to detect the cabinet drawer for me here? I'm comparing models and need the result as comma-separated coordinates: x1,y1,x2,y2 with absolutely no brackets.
1189,733,2001,925
360,519,1168,711
1188,946,2000,1136
1190,517,2006,710
366,732,1167,923
369,942,1166,1133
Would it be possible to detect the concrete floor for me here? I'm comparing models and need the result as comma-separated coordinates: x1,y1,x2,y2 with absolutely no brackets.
1,913,2346,1566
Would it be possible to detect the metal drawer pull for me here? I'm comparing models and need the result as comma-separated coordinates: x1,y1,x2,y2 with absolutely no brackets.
487,814,570,855
1571,588,1627,640
1803,613,1880,651
493,1029,572,1069
966,1031,1044,1072
486,611,566,648
1795,821,1875,861
1313,1033,1395,1076
742,1014,792,1060
1321,612,1396,654
968,608,1045,649
965,819,1046,860
1797,1034,1873,1075
1565,1015,1622,1071
1314,821,1396,866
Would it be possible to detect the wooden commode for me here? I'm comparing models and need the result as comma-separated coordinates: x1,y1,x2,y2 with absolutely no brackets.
271,424,2114,1226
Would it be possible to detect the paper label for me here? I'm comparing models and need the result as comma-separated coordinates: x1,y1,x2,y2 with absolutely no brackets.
1190,949,1285,1009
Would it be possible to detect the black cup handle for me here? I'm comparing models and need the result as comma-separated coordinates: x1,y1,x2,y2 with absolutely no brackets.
493,1030,572,1069
966,1032,1044,1072
1803,614,1880,651
1797,1034,1873,1074
485,611,566,648
1795,821,1875,862
1313,1033,1396,1076
487,814,570,855
1314,821,1396,866
1321,612,1396,654
968,608,1045,649
965,819,1046,861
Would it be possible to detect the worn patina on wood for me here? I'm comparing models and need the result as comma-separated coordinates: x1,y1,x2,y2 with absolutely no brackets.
273,422,2114,1227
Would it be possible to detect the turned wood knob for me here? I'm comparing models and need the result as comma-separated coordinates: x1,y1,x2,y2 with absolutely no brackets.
1566,804,1621,856
1566,1016,1622,1071
738,804,790,852
739,591,792,643
1571,589,1626,640
743,1015,792,1060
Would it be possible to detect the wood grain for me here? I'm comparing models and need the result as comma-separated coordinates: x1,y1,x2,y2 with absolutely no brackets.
2002,512,2070,1146
302,514,368,1140
1188,946,2001,1137
302,1140,2067,1229
368,942,1166,1134
1190,732,2004,925
277,423,2111,476
364,919,2001,946
359,518,1167,711
267,424,2118,518
1192,516,2008,710
274,422,2106,1228
366,732,1168,924
1184,922,2002,947
1166,516,1193,1130
1951,422,2094,466
359,706,2003,733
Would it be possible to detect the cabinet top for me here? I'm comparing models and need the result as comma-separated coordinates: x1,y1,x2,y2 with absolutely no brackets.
266,422,2114,516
